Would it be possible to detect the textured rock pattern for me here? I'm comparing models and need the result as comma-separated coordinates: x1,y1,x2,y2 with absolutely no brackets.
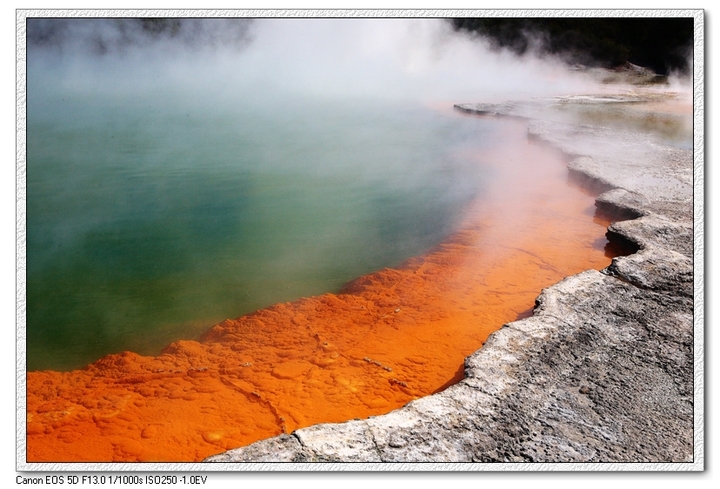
206,92,695,464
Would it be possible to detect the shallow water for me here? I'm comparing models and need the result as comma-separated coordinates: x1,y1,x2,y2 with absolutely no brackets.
26,81,498,371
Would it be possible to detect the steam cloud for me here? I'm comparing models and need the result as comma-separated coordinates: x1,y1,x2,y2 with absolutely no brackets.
26,18,605,105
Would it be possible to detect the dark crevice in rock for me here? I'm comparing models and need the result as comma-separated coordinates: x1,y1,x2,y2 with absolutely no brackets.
594,200,645,223
605,228,643,255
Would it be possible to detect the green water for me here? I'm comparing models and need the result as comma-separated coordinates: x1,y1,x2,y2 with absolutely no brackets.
26,79,498,371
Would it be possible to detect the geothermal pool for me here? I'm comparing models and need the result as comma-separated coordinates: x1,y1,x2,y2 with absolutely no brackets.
25,106,619,461
24,18,622,462
25,17,599,371
26,87,500,371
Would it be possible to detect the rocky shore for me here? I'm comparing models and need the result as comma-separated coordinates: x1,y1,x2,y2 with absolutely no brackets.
205,90,698,465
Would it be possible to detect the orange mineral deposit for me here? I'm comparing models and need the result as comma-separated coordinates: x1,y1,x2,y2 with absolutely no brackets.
26,121,623,462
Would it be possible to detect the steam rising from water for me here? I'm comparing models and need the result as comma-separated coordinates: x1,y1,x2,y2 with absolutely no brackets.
28,18,599,104
27,18,612,371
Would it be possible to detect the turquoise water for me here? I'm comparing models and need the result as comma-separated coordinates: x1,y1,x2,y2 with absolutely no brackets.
26,74,500,371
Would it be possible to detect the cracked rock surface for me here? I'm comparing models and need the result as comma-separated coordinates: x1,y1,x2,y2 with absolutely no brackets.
205,91,696,464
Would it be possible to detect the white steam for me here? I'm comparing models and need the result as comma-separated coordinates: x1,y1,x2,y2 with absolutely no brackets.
28,18,603,106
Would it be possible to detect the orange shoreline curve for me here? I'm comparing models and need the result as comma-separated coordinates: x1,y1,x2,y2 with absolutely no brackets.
26,120,620,462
